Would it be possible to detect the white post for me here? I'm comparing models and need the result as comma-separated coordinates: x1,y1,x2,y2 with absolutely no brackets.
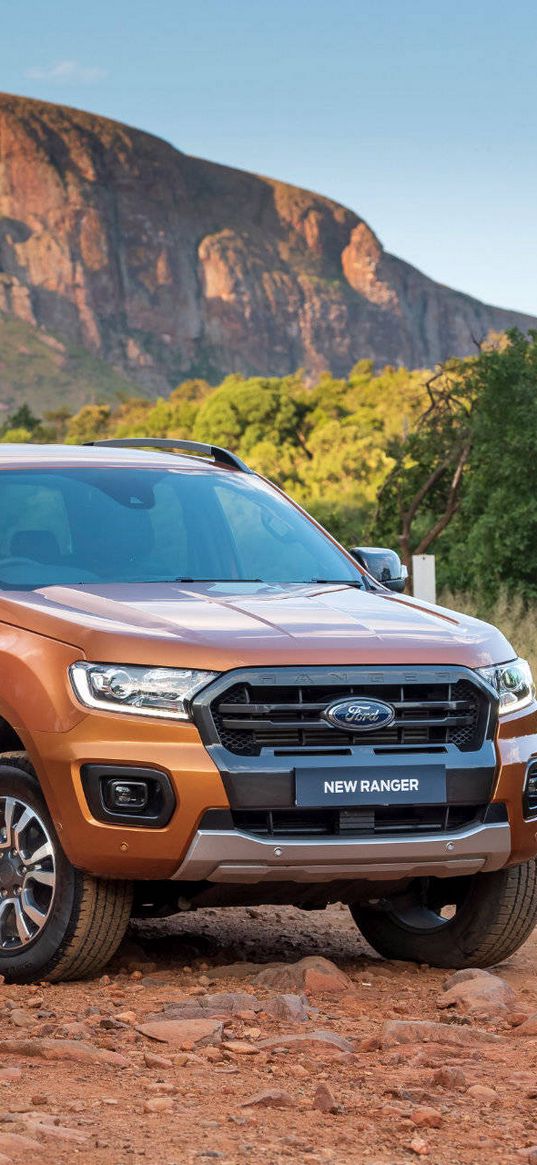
412,554,436,604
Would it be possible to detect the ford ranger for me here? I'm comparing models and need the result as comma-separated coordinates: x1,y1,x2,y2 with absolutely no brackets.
0,438,536,982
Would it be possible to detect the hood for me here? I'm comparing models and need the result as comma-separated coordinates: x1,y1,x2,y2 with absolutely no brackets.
0,581,515,671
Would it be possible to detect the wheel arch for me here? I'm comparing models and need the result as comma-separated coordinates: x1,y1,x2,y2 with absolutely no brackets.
0,716,48,800
0,717,25,755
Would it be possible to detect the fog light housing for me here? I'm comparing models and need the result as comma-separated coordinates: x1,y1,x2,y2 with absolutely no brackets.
523,761,537,819
105,780,149,812
81,765,176,828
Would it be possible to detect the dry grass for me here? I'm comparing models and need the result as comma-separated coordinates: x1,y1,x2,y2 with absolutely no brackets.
441,590,537,675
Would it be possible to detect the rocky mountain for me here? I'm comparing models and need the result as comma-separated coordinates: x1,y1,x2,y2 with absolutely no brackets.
0,314,143,416
0,91,535,396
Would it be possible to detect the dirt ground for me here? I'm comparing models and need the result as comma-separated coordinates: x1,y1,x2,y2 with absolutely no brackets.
1,903,537,1165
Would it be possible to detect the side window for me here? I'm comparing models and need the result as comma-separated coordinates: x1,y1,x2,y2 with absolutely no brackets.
0,481,71,560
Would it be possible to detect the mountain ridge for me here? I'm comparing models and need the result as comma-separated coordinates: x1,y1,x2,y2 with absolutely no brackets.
0,90,535,397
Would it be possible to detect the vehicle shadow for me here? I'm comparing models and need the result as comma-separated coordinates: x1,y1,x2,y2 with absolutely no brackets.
129,902,381,971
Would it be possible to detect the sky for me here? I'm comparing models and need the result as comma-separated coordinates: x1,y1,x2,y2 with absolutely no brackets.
2,0,537,315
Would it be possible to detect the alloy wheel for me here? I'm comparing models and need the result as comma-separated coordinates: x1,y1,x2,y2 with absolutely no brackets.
0,796,56,950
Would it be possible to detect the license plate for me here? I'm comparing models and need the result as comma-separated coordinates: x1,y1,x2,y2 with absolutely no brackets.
295,765,446,807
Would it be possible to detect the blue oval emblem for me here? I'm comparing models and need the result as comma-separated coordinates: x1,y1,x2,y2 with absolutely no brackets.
323,697,395,733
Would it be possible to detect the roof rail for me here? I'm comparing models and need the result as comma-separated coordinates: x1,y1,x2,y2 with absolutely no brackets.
85,438,252,473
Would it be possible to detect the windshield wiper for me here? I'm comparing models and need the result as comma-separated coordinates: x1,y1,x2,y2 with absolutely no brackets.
173,577,364,588
174,578,264,583
309,578,364,588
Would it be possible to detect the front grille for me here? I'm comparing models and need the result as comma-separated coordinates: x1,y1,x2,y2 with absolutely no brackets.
231,804,487,838
211,677,487,756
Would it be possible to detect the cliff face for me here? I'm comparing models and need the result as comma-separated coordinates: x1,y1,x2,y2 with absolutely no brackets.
0,92,535,391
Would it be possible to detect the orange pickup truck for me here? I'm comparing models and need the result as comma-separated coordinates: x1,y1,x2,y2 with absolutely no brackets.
0,439,536,982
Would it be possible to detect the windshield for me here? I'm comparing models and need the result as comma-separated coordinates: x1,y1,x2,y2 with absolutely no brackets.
0,466,364,589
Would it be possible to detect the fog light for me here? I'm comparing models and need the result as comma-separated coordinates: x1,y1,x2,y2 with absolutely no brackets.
105,779,149,812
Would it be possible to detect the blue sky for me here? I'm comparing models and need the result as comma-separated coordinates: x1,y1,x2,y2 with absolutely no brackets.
3,0,536,315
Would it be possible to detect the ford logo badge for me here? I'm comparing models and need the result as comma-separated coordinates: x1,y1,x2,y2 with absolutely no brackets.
322,697,396,732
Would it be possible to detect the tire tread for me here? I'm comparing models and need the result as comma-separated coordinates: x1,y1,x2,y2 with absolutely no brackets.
49,875,133,982
465,860,537,967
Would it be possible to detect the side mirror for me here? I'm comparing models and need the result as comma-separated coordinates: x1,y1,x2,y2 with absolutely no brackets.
349,545,408,593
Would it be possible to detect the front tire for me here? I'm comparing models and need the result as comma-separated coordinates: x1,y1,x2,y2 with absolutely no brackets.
351,861,537,969
0,756,132,983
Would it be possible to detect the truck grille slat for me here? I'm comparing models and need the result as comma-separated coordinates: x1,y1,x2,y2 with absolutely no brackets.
231,804,488,837
219,714,475,732
210,678,487,756
216,698,473,716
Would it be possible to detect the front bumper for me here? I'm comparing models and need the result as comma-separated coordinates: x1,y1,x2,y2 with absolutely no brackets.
24,671,537,881
171,819,512,883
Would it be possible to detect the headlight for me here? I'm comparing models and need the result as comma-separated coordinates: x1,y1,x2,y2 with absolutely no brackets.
69,662,217,720
477,658,535,714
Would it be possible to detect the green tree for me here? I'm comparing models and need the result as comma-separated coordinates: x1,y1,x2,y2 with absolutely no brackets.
374,331,537,598
1,403,40,436
65,403,112,444
0,426,35,444
193,375,308,454
453,330,537,597
39,407,73,443
375,359,476,571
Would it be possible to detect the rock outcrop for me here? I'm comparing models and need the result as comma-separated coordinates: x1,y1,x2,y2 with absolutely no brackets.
1,91,535,391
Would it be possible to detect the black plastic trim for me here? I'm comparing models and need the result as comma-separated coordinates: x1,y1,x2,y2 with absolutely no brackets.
523,759,537,820
483,802,508,824
217,763,496,810
200,808,235,830
81,764,176,828
197,802,508,838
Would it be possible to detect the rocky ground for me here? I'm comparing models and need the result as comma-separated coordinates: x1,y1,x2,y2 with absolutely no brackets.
1,904,537,1164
